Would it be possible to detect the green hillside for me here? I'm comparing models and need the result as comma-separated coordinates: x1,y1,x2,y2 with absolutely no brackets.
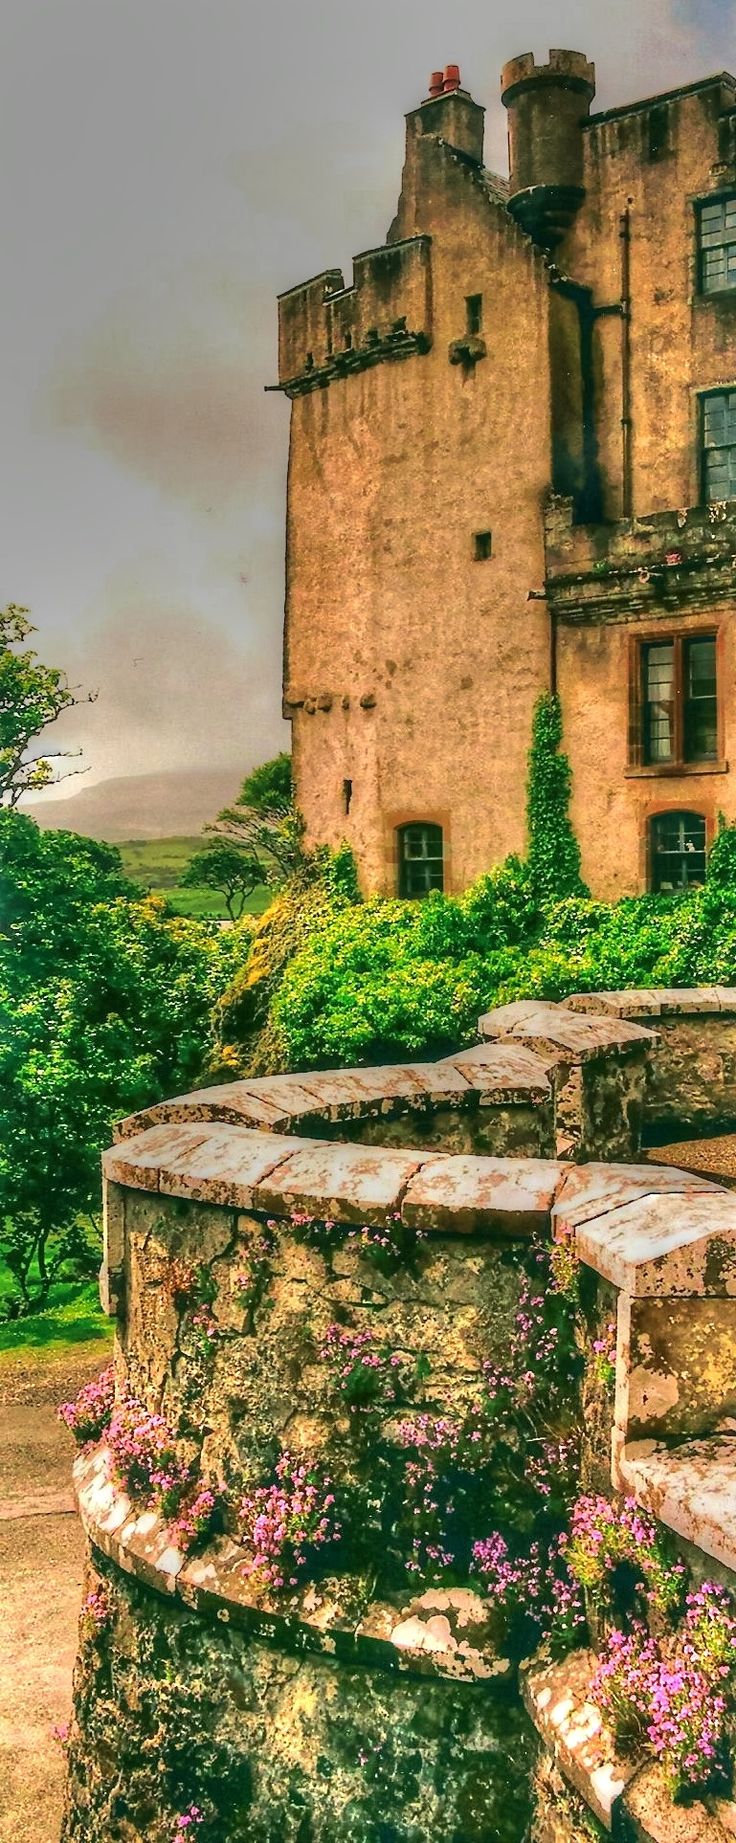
117,836,271,920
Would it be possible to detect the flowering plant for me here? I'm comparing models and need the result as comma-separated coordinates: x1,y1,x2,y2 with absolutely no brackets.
289,1209,343,1254
594,1624,659,1751
471,1529,585,1654
80,1585,111,1642
58,1364,115,1444
347,1211,425,1275
239,1451,342,1590
170,1485,219,1554
590,1320,616,1391
594,1586,736,1799
565,1493,686,1620
319,1322,403,1413
172,1807,204,1836
235,1221,276,1328
392,1409,492,1577
107,1397,192,1516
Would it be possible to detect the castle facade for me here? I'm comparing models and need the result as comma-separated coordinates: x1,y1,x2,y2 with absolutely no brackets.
274,51,736,901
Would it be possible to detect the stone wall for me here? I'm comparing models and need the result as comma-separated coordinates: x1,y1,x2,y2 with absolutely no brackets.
63,994,736,1842
565,988,736,1133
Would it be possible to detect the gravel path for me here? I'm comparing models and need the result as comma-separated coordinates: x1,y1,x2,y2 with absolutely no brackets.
0,1344,108,1843
646,1133,736,1185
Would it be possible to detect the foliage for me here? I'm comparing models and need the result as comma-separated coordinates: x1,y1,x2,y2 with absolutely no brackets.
566,1492,687,1620
526,692,587,902
0,603,93,806
594,1584,736,1800
238,752,293,814
0,810,250,1312
238,1451,342,1590
319,1321,404,1414
215,842,360,1072
707,813,736,890
210,751,301,883
180,842,263,921
226,860,736,1072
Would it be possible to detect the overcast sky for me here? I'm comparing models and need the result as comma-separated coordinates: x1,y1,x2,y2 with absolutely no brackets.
2,0,734,792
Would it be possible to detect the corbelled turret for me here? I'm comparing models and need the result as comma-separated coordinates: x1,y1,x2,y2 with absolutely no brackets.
501,49,595,249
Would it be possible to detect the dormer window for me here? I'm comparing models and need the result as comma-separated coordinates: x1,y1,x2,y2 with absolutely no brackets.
699,195,736,294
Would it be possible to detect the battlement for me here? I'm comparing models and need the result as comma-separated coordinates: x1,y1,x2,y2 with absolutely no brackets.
275,235,432,397
501,49,596,104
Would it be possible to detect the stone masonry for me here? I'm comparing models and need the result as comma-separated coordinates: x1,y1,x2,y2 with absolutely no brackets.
62,991,736,1841
275,54,736,899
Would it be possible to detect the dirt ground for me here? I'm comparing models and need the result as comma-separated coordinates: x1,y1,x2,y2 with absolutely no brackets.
0,1345,105,1843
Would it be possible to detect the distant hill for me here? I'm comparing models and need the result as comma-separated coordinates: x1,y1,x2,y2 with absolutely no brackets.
21,767,243,841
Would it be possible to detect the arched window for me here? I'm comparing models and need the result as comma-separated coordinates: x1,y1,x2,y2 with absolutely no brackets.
649,811,706,893
397,823,444,898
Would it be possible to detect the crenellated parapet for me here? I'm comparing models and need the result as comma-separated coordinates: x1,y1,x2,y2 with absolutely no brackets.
274,235,432,398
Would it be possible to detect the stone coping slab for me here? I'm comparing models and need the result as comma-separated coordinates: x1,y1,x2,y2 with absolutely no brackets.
477,999,656,1061
573,1191,736,1296
401,1154,564,1235
73,1448,513,1686
103,1123,309,1210
105,1126,736,1280
443,1041,553,1102
552,1161,723,1236
479,1002,656,1061
565,988,736,1020
251,1140,432,1226
618,1437,736,1576
116,1044,553,1143
522,1647,638,1829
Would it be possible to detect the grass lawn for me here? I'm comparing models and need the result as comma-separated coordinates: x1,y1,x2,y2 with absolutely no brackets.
0,1276,112,1355
118,835,271,921
0,1240,112,1355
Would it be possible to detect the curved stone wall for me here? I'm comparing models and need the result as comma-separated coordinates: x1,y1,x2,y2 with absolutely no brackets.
62,992,736,1843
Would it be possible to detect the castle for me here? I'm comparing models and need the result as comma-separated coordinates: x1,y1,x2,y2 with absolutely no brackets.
274,51,736,903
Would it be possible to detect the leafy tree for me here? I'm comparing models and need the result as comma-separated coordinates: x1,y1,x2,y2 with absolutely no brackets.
239,751,292,814
0,811,248,1313
181,841,263,921
0,603,93,806
211,751,302,883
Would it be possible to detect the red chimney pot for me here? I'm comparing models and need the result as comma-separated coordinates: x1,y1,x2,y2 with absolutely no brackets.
428,70,444,98
443,64,461,93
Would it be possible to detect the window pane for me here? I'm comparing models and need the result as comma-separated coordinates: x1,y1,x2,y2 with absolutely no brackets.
643,642,675,762
703,390,736,500
684,637,717,761
701,197,736,292
650,811,706,892
398,824,444,898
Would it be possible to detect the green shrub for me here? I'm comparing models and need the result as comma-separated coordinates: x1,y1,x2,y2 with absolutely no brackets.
707,816,736,891
526,693,587,902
